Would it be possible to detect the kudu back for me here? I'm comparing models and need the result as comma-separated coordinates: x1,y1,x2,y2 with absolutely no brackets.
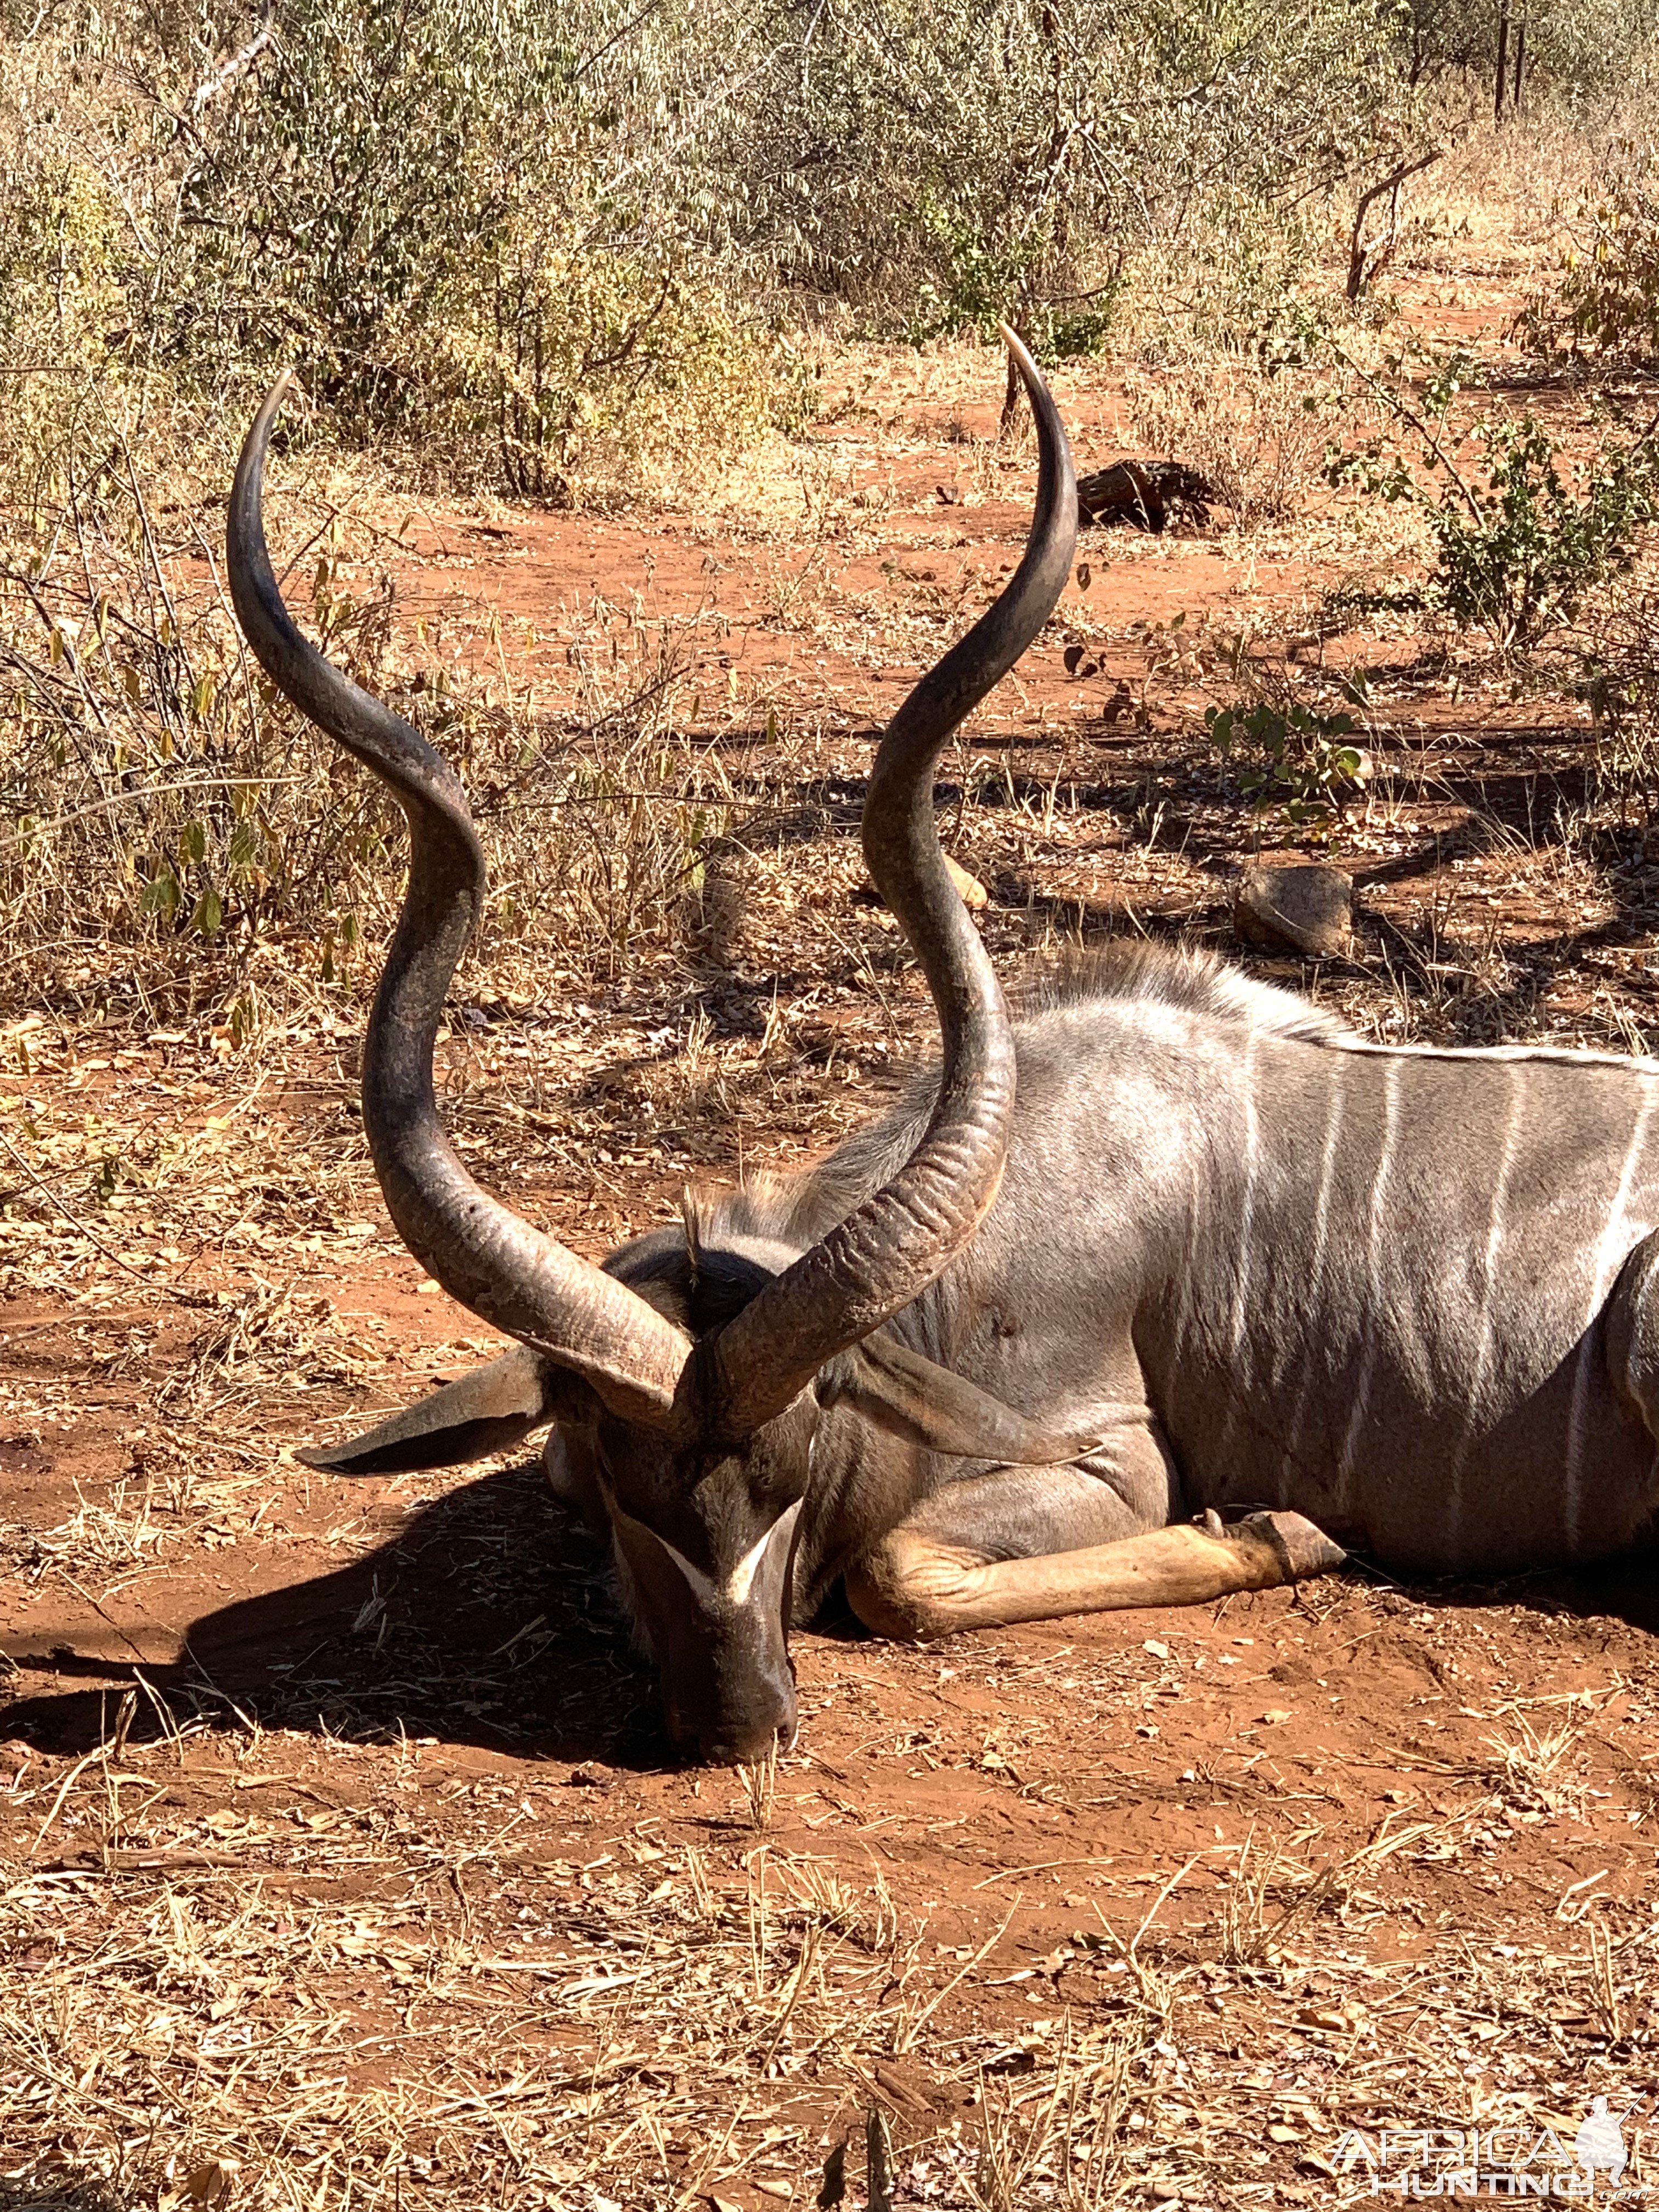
230,347,1659,1766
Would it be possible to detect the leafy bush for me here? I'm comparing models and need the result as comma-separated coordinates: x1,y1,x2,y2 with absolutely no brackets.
1533,165,1659,359
1427,416,1659,645
1333,359,1659,649
0,0,794,494
731,0,1410,348
1205,696,1368,826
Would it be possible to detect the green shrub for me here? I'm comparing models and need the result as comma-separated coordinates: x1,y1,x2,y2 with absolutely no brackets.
722,0,1413,347
1534,165,1659,359
0,0,1441,473
1205,697,1368,826
1333,359,1659,650
1397,0,1659,100
0,0,795,494
1429,417,1659,646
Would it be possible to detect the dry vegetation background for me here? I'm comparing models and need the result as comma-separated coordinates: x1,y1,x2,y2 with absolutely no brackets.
9,1,1659,2207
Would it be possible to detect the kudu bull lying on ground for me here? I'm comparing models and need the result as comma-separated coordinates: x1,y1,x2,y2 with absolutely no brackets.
230,341,1659,1766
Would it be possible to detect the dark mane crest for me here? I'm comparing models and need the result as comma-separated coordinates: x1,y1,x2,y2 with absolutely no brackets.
1014,939,1352,1047
611,1216,790,1335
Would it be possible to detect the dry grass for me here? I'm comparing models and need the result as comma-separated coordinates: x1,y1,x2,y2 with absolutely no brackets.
1121,359,1341,528
0,386,831,1053
1410,105,1659,281
6,1716,1657,2211
1471,1698,1599,1818
0,1757,942,2207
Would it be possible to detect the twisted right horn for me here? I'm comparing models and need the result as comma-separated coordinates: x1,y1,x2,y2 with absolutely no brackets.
712,330,1077,1436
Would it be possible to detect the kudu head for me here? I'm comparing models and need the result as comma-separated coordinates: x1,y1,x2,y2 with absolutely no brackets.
227,337,1077,1762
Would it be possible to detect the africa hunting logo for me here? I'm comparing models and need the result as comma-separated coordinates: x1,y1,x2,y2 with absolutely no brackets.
1330,2100,1643,2198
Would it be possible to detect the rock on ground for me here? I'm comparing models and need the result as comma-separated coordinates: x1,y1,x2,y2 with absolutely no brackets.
1234,860,1353,957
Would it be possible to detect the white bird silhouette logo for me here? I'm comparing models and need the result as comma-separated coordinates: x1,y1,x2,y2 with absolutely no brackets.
1575,2097,1629,2184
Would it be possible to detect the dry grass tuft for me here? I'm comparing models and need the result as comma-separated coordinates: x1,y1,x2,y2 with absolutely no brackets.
1122,359,1339,528
1473,1701,1594,1817
160,1283,369,1416
0,396,827,1048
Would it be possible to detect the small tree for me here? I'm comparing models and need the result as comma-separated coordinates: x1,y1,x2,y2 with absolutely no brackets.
1332,356,1659,651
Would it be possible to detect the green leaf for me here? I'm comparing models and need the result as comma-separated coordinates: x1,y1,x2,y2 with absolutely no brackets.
142,871,179,920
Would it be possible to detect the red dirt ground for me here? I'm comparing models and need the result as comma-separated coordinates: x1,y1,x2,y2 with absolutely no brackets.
5,292,1659,2209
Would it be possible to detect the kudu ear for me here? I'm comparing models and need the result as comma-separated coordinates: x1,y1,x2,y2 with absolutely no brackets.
298,1345,589,1475
827,1334,1109,1466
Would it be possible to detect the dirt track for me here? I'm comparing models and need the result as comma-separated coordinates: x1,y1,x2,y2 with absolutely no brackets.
5,284,1659,2207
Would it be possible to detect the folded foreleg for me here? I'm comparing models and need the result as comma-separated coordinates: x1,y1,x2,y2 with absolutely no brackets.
845,1447,1346,1641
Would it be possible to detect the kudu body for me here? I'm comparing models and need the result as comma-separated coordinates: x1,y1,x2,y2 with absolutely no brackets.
230,346,1659,1766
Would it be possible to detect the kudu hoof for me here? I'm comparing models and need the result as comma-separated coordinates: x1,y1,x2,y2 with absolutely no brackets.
1233,1509,1347,1581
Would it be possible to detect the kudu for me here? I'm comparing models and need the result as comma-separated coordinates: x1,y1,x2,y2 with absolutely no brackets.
230,341,1659,1767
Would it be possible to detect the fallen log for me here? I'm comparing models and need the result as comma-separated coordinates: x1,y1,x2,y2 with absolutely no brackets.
1075,459,1223,533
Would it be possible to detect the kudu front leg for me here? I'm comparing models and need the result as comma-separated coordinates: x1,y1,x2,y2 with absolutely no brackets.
845,1463,1346,1642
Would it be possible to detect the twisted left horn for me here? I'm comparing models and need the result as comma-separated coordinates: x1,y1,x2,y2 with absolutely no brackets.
227,376,693,1425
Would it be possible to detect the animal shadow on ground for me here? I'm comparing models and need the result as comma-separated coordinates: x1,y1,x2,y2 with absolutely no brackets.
8,1449,1657,1767
1513,1548,1659,1638
1,1459,675,1769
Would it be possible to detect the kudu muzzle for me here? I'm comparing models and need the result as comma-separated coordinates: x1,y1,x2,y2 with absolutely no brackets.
609,1495,804,1762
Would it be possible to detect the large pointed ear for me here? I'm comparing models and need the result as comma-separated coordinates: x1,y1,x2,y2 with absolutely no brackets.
826,1334,1128,1465
298,1345,592,1474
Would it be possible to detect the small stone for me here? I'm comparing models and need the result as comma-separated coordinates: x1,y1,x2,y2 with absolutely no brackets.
1234,861,1352,957
871,852,987,913
945,854,989,911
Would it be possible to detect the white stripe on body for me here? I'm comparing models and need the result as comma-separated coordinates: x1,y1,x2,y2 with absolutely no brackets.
1163,1138,1207,1437
1445,1062,1525,1560
1280,1051,1347,1485
1564,1088,1656,1552
1214,1025,1261,1477
1331,1037,1659,1079
1335,1056,1403,1516
1231,1025,1261,1360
